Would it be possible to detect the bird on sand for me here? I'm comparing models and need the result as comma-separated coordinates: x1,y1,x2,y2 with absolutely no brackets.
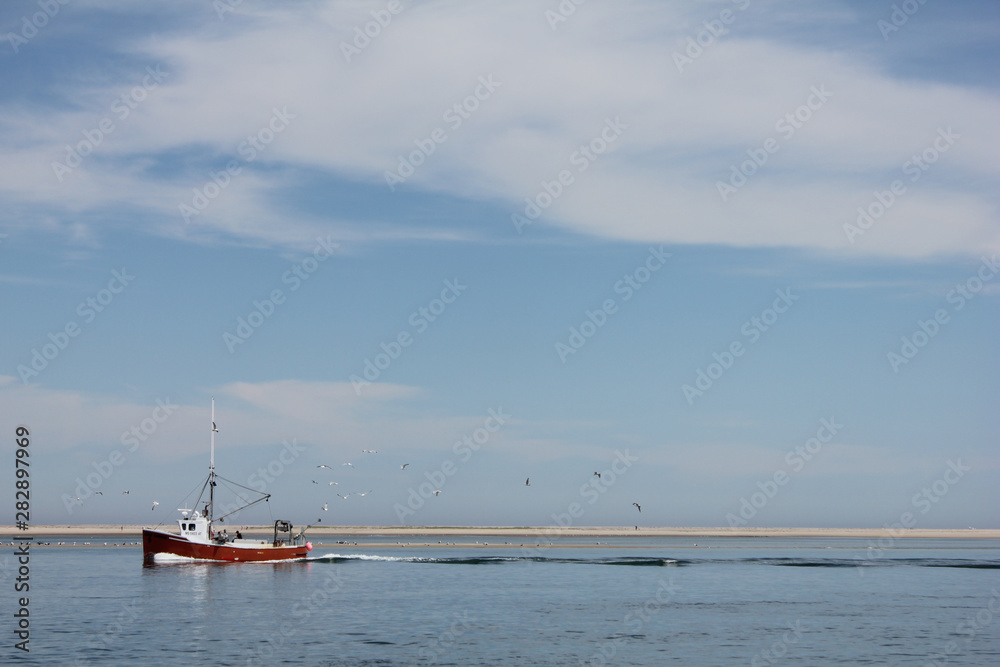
632,503,641,512
151,501,160,510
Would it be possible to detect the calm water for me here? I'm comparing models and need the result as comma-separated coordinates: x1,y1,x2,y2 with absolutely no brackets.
5,537,999,665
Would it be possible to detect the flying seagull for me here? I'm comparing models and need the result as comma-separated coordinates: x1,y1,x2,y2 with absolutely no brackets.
400,464,409,470
433,490,441,496
311,480,319,484
342,462,354,467
316,464,333,469
354,490,373,497
151,501,160,511
525,478,530,486
122,490,130,494
362,449,378,454
337,494,351,500
212,421,218,433
632,503,641,512
328,481,339,486
593,472,601,479
95,491,103,495
321,503,328,511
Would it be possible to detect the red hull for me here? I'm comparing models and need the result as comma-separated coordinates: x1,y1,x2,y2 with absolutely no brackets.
142,528,307,562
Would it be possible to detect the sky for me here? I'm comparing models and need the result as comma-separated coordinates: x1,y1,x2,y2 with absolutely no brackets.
0,0,997,530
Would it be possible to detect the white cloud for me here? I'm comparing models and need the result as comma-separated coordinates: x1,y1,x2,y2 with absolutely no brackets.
1,0,996,257
0,379,513,463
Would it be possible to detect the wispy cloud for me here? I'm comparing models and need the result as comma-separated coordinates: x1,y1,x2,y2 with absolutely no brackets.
2,0,996,257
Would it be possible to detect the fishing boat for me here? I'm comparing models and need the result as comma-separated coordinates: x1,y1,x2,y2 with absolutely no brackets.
142,399,311,563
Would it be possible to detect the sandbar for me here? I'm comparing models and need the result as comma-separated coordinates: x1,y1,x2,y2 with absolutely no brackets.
4,525,998,539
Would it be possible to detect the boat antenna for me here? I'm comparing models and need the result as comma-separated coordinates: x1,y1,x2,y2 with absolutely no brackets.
209,397,218,523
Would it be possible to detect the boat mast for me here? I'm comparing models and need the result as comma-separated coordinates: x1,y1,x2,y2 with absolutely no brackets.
209,397,217,523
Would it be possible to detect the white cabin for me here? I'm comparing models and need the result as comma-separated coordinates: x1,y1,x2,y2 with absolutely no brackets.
177,510,210,544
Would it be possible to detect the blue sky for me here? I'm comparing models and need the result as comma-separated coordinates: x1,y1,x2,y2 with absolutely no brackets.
1,0,997,530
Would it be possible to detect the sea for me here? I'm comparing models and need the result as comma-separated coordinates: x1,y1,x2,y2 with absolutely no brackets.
5,535,998,666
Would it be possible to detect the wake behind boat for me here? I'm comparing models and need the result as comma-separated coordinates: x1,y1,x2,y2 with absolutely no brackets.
142,399,311,563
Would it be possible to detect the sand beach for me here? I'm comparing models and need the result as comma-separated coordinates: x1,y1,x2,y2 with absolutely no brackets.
6,524,998,541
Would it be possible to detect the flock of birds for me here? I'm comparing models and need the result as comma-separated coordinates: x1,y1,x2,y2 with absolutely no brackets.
68,489,162,512
72,451,645,521
306,457,643,522
310,449,389,520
